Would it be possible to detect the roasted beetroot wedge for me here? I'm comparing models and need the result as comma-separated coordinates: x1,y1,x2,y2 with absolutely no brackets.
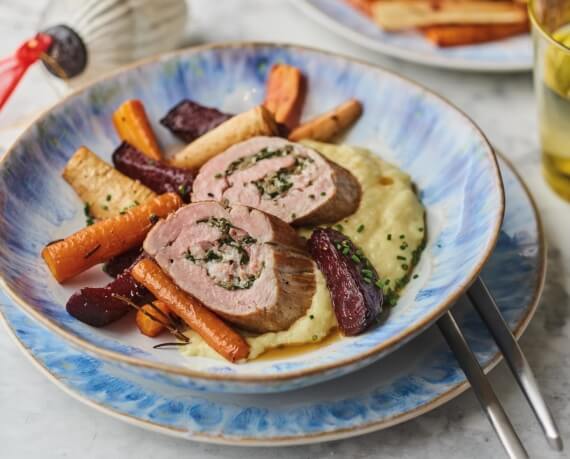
160,99,233,143
67,256,151,327
112,142,195,201
308,228,383,336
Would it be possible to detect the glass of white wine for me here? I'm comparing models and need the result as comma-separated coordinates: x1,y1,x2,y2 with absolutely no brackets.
530,0,570,200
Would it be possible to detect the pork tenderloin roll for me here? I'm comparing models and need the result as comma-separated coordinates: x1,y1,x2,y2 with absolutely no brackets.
143,201,316,332
192,137,361,225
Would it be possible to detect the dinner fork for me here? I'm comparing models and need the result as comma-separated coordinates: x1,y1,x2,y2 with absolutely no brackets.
438,276,563,459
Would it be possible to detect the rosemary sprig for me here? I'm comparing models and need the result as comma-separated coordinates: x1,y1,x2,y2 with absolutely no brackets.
112,294,189,343
153,342,188,349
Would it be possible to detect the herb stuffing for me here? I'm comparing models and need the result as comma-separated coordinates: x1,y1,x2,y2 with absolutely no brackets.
183,217,261,290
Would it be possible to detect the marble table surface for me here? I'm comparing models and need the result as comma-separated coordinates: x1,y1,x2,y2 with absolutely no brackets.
0,1,569,458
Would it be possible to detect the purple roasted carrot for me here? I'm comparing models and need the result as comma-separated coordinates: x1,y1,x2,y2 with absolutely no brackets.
103,247,142,278
160,100,233,143
308,228,383,336
112,142,195,201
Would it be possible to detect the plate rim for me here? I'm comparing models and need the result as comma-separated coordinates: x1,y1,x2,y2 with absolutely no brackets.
293,0,532,73
0,41,505,384
0,153,545,446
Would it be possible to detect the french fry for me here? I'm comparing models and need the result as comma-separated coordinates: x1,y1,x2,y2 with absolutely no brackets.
42,193,183,283
131,259,250,362
63,146,157,219
263,64,306,130
170,105,279,169
288,99,362,142
423,22,529,47
113,99,163,160
344,0,374,17
371,1,528,31
136,301,171,337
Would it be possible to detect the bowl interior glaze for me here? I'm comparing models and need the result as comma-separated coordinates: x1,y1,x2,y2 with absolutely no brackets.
0,43,504,390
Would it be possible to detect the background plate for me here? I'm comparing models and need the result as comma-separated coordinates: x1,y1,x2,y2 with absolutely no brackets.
0,156,544,445
294,0,532,72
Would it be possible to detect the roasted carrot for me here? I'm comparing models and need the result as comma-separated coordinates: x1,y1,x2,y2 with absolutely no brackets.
344,0,374,17
288,99,362,142
131,259,250,362
113,99,163,160
42,193,183,283
263,64,306,131
422,22,529,47
136,301,171,337
171,105,278,169
63,146,157,219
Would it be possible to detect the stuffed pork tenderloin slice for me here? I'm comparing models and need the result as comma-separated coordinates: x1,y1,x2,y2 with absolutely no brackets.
143,201,316,333
191,137,361,225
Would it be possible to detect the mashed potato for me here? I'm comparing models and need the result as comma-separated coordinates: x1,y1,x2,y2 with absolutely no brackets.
181,141,425,361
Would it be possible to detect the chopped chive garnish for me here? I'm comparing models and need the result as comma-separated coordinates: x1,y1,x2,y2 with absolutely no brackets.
309,314,314,320
334,224,344,232
214,173,223,178
363,277,372,284
413,274,419,279
399,234,405,239
418,227,424,232
102,205,108,211
351,254,361,263
397,255,406,261
320,192,326,196
387,234,392,240
106,194,112,202
309,194,315,199
357,224,365,233
401,264,409,270
335,243,342,250
342,247,350,256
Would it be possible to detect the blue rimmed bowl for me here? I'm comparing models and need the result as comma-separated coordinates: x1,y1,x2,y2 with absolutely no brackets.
0,43,504,393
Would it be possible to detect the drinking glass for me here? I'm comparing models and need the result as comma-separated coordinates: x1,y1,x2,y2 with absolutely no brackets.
530,0,570,200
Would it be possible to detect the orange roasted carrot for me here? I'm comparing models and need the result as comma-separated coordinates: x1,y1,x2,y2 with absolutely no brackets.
42,193,183,283
113,99,163,160
136,301,171,337
131,259,250,362
344,0,374,17
422,22,529,47
263,64,306,131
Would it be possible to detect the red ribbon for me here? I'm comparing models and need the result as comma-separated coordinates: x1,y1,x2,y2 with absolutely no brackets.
0,33,53,111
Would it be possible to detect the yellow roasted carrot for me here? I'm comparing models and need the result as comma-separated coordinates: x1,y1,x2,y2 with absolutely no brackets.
63,146,157,219
171,105,278,169
371,1,528,31
113,99,163,160
136,301,171,337
42,193,183,283
131,259,250,363
288,99,362,142
263,64,306,131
